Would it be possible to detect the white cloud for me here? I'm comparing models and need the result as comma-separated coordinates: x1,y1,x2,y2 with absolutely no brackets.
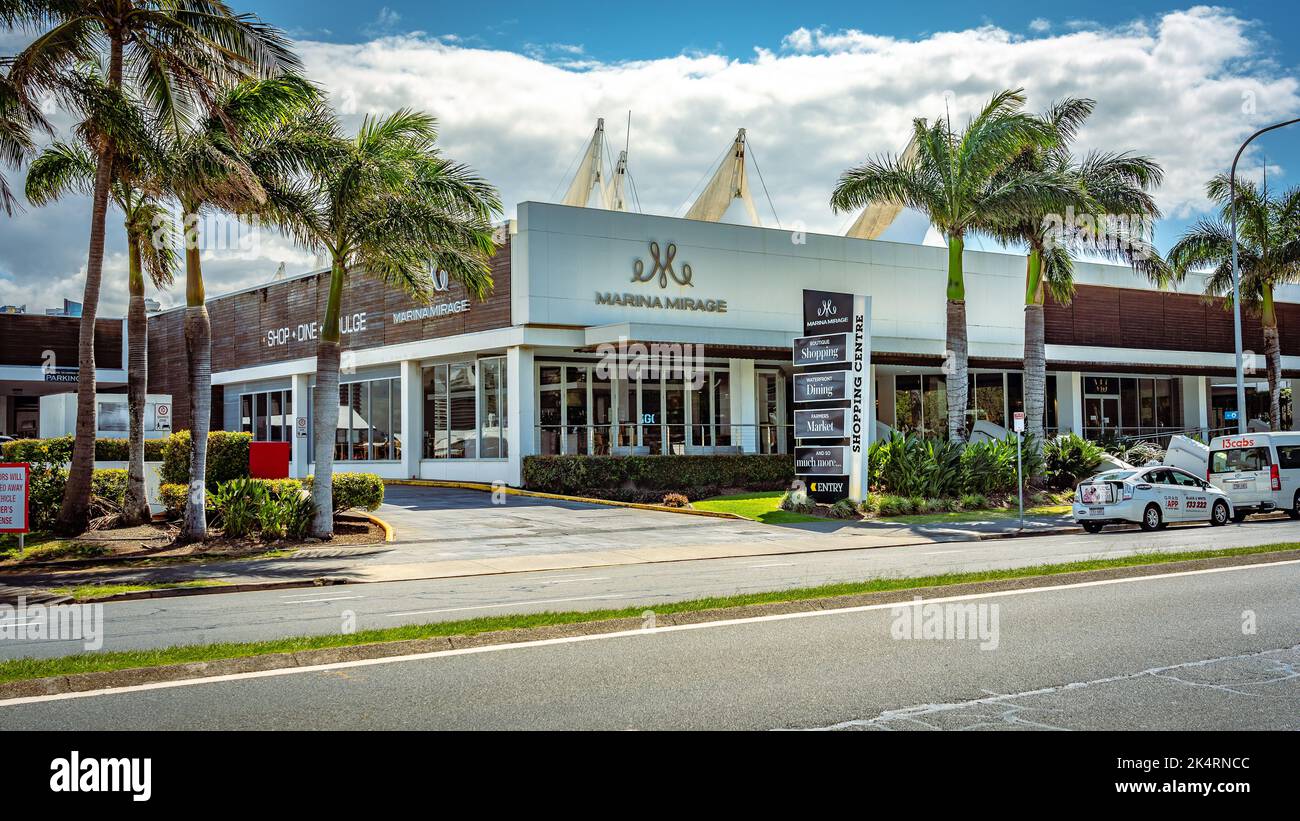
2,7,1297,314
1029,18,1052,33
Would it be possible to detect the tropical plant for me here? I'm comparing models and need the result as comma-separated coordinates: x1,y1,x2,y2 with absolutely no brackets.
983,98,1169,453
4,0,298,535
1168,175,1300,429
0,71,47,215
832,89,1072,440
160,74,325,541
212,477,265,538
278,110,501,537
1043,433,1104,488
24,71,177,525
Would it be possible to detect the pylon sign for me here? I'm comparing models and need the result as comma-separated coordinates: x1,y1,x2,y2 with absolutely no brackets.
795,290,871,503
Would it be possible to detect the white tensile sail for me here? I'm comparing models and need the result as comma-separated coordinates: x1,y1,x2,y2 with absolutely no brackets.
845,133,920,239
684,128,761,225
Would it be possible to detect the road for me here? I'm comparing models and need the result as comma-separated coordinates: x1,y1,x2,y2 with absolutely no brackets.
2,516,1299,661
3,560,1296,729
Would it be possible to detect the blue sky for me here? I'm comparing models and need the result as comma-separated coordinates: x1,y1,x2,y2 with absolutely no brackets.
3,2,1299,312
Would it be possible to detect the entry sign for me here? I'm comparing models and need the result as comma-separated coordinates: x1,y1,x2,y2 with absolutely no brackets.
0,463,31,534
1013,411,1025,433
296,416,309,438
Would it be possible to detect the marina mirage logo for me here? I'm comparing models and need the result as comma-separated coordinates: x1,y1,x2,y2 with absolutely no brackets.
1041,206,1155,260
594,336,707,388
890,596,1000,651
0,597,104,651
817,298,838,318
632,241,694,288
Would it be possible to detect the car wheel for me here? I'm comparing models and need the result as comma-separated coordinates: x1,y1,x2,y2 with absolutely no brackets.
1081,521,1104,533
1289,492,1300,519
1233,510,1249,523
1210,500,1229,526
1140,504,1163,532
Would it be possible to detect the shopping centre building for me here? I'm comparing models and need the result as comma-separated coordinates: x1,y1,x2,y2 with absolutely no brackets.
4,127,1298,485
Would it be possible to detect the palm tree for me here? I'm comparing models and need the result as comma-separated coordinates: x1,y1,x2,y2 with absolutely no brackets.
1169,176,1300,429
984,98,1168,449
832,89,1073,440
279,110,501,537
24,77,178,525
0,71,46,215
161,74,324,541
5,0,298,535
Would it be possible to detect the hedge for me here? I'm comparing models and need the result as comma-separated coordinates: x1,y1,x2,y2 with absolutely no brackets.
522,454,794,500
27,467,129,532
1,435,166,465
160,473,383,520
159,430,252,489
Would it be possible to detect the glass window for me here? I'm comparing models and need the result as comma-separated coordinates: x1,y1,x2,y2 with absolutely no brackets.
423,364,448,459
96,402,128,432
1139,379,1155,427
592,369,612,455
972,372,1005,428
895,375,922,433
268,392,284,442
539,365,562,456
449,363,475,458
389,378,401,460
1006,372,1023,418
690,372,711,446
370,379,391,460
565,365,588,455
1210,447,1271,473
1277,446,1300,470
240,395,253,434
479,358,504,458
923,374,947,438
713,372,732,447
1120,378,1138,433
617,378,638,447
255,392,268,442
642,375,663,455
1155,378,1173,428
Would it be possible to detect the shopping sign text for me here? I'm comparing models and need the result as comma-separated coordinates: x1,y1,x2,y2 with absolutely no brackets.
266,312,369,347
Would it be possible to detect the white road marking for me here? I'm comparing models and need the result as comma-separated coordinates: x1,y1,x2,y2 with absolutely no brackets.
280,595,365,605
3,559,1296,707
382,594,623,617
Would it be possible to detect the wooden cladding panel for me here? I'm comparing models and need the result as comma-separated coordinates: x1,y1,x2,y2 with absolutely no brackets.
0,315,122,368
1046,284,1295,355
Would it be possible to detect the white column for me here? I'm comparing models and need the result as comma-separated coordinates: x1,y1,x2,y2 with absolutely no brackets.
729,358,757,453
399,360,422,479
290,372,310,478
507,345,535,486
1056,371,1084,436
1180,375,1209,437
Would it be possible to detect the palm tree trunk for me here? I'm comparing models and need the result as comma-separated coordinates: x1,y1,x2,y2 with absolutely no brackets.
1262,287,1282,430
945,234,969,442
181,240,210,542
309,260,347,539
54,36,123,536
122,234,151,525
1023,249,1047,456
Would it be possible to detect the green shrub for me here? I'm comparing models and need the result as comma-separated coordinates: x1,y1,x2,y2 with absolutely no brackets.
280,492,316,539
2,435,166,465
24,467,130,532
779,490,814,514
213,478,264,538
158,483,190,519
871,494,916,517
304,472,384,514
660,492,690,508
869,433,964,498
828,498,859,519
522,454,794,498
159,430,252,488
958,492,989,511
1043,433,1104,489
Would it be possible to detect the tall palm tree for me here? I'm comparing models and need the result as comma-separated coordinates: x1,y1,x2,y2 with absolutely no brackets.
832,88,1073,440
278,110,501,537
1169,176,1300,429
984,98,1168,450
4,0,298,535
25,79,178,525
161,73,324,541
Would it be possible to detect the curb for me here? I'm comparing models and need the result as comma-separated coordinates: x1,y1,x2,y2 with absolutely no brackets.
3,548,1297,701
360,512,396,542
66,578,348,604
384,479,745,520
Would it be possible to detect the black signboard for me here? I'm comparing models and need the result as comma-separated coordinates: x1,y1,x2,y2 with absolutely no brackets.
795,446,847,475
792,333,849,367
794,408,848,438
793,370,849,403
805,475,850,503
803,289,854,336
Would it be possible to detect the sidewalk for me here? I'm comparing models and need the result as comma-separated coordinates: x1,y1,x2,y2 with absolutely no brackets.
0,511,1078,601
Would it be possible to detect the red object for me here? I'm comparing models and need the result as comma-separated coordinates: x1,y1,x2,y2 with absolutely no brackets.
1271,463,1281,491
0,462,31,534
249,442,291,479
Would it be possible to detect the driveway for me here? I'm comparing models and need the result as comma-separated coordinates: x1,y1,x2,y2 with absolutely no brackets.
376,485,790,560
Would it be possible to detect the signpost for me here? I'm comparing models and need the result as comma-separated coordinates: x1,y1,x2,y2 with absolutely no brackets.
793,289,871,504
0,462,31,551
1012,410,1025,529
154,402,171,431
295,416,309,438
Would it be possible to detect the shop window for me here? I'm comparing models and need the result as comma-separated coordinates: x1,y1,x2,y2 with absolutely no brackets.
478,357,508,459
240,389,292,443
922,374,947,438
895,375,922,433
97,402,128,432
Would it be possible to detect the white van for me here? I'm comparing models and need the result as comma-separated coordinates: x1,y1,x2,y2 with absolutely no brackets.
1206,432,1300,520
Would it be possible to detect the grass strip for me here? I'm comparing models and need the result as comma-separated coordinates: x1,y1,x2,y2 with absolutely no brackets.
1,543,1297,684
48,580,231,602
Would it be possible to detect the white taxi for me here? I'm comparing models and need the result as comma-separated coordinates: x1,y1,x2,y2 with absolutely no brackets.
1073,465,1233,533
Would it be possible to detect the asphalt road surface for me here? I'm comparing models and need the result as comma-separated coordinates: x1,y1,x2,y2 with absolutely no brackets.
3,560,1296,729
4,517,1300,661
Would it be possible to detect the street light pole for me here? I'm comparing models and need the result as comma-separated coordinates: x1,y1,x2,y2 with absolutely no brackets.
1229,117,1300,434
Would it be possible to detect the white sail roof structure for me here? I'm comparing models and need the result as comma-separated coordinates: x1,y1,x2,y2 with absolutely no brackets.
559,118,630,212
684,128,762,225
844,133,920,239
